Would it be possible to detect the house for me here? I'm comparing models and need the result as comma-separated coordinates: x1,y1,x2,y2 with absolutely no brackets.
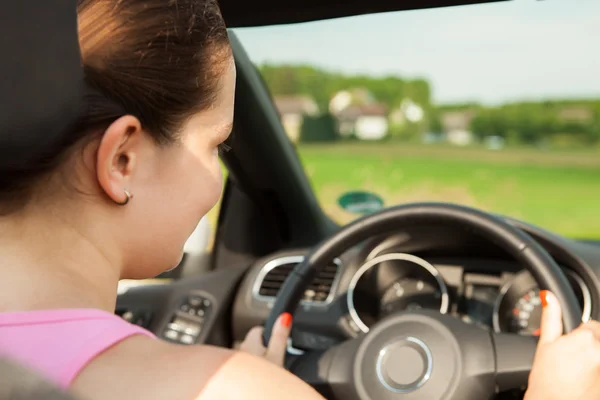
440,110,476,146
273,95,319,142
329,88,375,115
389,99,425,126
557,106,593,123
329,88,388,140
335,103,388,140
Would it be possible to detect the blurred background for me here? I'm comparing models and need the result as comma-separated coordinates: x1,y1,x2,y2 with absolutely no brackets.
211,0,600,241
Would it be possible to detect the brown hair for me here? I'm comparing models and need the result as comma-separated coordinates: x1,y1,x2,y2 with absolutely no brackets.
0,0,230,214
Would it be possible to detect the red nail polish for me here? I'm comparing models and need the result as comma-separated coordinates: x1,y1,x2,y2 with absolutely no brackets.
281,312,292,328
540,290,548,307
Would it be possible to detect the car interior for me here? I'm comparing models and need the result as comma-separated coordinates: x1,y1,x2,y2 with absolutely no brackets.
116,2,600,399
3,0,600,399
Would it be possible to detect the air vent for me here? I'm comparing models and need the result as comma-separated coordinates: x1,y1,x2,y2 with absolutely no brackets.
254,256,341,304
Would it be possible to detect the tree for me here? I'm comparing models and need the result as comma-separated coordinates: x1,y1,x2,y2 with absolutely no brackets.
428,110,443,133
258,64,432,113
299,113,339,143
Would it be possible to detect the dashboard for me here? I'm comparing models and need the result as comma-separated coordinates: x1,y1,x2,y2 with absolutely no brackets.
232,222,600,353
111,213,600,400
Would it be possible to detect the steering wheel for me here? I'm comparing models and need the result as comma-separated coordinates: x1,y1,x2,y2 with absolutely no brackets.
262,202,582,400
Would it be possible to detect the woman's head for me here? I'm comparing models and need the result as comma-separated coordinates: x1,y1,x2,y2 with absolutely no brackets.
0,0,234,278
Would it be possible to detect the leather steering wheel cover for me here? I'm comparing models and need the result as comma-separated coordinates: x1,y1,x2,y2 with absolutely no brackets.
262,202,582,345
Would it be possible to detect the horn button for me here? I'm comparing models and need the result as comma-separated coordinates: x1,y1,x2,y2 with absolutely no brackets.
376,337,432,392
353,311,495,399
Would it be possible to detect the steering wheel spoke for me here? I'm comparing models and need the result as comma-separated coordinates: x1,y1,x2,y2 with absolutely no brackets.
290,338,364,399
492,332,538,392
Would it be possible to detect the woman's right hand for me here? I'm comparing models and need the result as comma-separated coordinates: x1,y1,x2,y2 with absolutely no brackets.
525,290,600,400
239,313,293,367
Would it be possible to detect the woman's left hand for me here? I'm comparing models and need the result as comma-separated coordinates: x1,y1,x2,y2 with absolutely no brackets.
239,313,293,367
525,291,600,400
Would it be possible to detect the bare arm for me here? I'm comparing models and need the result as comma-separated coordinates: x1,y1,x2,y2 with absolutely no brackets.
196,351,324,400
72,337,323,400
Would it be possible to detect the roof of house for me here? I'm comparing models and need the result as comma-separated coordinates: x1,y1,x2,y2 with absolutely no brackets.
336,103,388,120
558,106,594,123
441,110,476,131
274,95,319,115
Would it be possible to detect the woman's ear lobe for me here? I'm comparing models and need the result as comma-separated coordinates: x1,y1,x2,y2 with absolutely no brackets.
95,116,142,205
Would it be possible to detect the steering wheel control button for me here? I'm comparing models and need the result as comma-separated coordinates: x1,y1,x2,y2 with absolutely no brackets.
163,294,213,344
116,308,153,328
189,297,202,307
180,334,195,345
376,337,432,393
164,329,179,341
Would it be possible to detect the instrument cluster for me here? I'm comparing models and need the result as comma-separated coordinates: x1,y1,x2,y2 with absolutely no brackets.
345,252,591,336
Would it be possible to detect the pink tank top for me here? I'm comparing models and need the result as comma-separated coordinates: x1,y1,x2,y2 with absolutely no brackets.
0,308,155,388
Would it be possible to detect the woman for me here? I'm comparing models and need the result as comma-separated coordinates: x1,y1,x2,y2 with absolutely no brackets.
0,1,598,399
0,1,317,399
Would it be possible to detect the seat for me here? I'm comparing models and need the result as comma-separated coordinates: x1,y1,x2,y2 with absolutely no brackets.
0,357,79,400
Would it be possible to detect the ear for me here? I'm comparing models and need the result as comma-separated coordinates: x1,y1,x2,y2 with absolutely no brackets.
96,115,142,205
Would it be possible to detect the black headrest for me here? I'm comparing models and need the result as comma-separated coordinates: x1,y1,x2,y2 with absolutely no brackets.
0,0,84,172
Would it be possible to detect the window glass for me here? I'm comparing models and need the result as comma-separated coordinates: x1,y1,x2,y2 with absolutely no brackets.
234,1,600,239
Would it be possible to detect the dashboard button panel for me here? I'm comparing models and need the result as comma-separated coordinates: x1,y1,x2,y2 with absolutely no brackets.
116,308,152,328
163,295,212,344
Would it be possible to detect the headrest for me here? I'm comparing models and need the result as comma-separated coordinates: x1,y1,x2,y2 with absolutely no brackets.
0,0,84,172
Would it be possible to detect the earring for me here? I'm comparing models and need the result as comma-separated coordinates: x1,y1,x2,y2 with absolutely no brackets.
114,189,133,206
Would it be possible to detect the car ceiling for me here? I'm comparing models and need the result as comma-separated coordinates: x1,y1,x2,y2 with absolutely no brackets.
219,0,508,27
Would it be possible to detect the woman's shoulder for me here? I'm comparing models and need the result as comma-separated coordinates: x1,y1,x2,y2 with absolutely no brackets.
71,336,323,400
70,336,227,399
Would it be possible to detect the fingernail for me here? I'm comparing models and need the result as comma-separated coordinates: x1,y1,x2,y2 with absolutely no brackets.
541,290,549,307
280,312,292,328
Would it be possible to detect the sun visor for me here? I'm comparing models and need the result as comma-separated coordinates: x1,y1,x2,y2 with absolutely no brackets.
0,0,84,172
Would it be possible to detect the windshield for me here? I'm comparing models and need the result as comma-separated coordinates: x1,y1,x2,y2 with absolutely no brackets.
233,0,600,240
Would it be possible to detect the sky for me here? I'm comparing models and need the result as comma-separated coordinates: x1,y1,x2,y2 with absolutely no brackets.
232,0,600,105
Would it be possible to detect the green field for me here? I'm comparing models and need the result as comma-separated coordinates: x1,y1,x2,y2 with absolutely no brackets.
296,143,600,240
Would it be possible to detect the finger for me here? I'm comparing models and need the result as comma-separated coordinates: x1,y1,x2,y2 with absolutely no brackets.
265,312,293,365
240,326,267,356
578,320,600,341
539,290,563,345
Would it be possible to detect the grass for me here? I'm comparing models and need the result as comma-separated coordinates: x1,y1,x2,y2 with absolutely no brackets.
295,143,600,240
206,143,600,242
